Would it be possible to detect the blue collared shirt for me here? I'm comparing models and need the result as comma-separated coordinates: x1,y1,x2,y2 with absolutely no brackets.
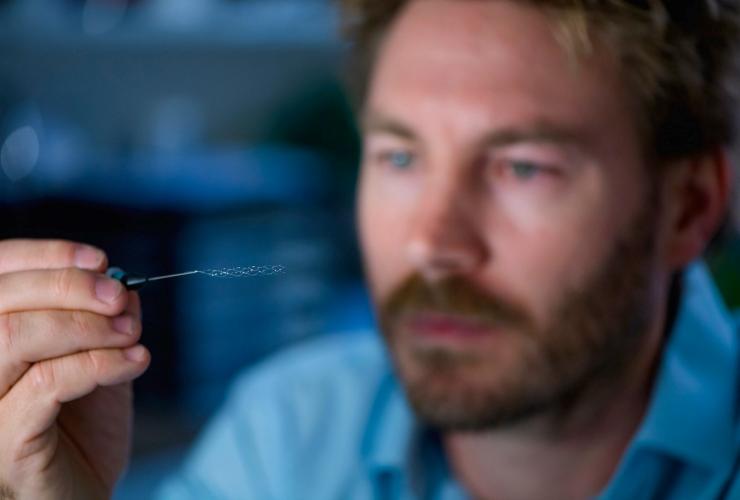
157,262,740,499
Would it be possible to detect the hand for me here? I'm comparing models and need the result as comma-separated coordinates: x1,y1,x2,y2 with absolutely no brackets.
0,239,150,500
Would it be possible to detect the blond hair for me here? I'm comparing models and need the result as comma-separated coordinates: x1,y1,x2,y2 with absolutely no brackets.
338,0,740,161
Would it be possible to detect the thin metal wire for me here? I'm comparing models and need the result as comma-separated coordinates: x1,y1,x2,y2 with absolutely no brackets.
147,270,199,282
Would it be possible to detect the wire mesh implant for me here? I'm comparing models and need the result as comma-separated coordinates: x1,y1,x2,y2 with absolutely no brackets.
196,265,286,277
107,264,286,290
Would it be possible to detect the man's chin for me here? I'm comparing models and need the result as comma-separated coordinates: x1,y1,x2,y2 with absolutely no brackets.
403,375,551,432
389,341,566,431
392,348,525,431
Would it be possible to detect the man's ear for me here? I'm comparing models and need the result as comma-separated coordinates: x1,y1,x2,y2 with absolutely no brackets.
661,147,732,271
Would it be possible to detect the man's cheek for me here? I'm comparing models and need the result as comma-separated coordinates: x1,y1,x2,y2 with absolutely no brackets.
494,221,603,323
363,212,414,291
361,233,400,306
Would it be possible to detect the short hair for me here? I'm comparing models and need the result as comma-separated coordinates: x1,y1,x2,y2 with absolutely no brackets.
337,0,740,163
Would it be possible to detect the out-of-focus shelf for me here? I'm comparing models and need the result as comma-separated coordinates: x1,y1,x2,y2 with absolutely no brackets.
0,0,343,49
0,1,348,149
1,146,334,211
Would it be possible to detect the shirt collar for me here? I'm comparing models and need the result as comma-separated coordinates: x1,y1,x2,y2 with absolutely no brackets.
361,370,415,472
362,370,456,497
632,261,739,469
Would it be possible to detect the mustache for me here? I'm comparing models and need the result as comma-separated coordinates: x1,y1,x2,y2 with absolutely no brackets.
380,274,531,330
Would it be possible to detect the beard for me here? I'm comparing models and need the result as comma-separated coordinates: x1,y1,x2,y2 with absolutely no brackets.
377,199,660,432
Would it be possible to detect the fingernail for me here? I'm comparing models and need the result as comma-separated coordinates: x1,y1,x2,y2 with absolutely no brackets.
75,245,105,270
96,277,124,304
112,314,134,335
124,345,147,362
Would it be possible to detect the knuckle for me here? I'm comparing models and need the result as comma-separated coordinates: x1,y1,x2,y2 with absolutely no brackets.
84,350,105,378
47,239,78,265
69,310,93,339
0,313,23,353
50,268,79,302
0,313,17,355
28,362,56,394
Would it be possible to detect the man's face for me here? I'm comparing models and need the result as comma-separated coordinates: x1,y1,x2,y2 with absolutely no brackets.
358,0,666,430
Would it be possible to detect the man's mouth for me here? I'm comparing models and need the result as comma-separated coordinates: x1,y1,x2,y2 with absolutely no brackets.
398,311,501,344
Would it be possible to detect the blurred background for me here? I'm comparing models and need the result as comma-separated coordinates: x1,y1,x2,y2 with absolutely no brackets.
0,0,738,498
0,0,370,497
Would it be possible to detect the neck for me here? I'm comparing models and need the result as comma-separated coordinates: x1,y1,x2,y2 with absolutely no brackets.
443,300,669,500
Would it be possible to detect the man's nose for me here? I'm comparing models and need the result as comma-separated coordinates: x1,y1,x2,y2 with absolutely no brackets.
406,183,488,282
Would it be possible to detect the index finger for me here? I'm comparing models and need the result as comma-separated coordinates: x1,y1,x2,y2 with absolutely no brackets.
0,239,108,274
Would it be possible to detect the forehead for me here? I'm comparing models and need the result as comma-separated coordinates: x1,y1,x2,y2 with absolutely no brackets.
367,0,637,147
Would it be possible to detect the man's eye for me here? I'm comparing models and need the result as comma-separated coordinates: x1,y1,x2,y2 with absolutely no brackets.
378,150,415,169
509,160,541,180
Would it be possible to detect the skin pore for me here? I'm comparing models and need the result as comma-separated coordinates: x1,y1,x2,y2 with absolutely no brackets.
357,0,730,498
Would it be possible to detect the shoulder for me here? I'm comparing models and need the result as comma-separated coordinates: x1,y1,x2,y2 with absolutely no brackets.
161,332,393,499
221,332,392,495
229,331,390,405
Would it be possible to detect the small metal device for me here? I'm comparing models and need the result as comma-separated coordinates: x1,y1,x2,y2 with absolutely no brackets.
106,265,286,291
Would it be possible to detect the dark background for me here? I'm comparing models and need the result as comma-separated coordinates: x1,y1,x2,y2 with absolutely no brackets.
0,1,738,498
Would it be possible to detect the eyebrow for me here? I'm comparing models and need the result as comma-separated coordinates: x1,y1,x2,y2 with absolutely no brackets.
361,111,417,141
361,110,585,149
479,125,584,148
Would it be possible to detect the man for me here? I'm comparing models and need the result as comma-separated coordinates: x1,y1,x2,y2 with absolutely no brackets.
0,0,738,498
